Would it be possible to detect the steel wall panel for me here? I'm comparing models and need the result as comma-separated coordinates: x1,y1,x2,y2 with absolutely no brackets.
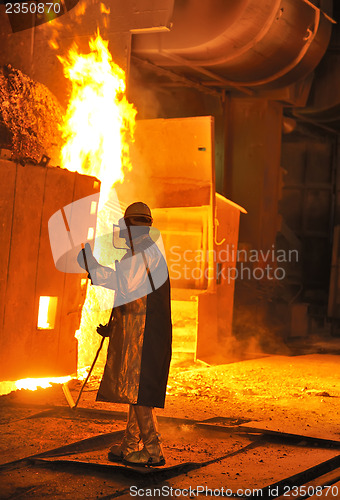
2,163,46,379
127,116,214,209
30,167,77,377
0,160,100,380
0,161,16,363
215,196,241,344
196,196,241,363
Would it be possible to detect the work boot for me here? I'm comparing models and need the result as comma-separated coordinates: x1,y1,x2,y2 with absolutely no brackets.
108,405,141,462
123,406,165,467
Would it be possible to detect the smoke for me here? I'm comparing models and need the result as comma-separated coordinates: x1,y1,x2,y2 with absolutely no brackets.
231,304,292,358
128,64,163,120
44,0,111,51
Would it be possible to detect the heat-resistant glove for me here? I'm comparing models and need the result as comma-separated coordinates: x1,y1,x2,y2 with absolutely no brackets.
77,243,100,272
96,323,111,337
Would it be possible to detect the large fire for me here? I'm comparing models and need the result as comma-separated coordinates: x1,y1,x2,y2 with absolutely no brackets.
1,32,136,395
61,32,137,375
58,32,136,205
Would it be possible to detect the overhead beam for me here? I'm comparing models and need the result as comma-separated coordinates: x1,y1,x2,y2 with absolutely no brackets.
131,55,224,99
159,50,254,96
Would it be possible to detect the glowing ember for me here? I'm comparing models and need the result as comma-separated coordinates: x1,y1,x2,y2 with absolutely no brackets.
37,296,58,329
37,296,50,329
0,376,72,396
15,376,72,391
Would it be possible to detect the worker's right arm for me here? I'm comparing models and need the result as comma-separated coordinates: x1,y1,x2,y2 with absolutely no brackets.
89,265,118,290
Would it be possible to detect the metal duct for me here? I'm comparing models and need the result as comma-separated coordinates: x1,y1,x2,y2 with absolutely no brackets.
132,0,332,90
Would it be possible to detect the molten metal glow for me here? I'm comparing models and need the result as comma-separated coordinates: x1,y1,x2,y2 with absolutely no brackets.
37,296,50,329
37,296,58,329
0,376,72,396
15,376,72,391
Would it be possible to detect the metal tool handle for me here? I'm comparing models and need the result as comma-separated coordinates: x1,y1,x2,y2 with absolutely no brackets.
73,335,105,409
81,243,90,274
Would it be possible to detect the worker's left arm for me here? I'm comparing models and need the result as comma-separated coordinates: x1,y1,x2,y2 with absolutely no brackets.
77,243,118,290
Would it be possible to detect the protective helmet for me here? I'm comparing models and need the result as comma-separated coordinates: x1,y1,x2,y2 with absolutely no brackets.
124,202,153,226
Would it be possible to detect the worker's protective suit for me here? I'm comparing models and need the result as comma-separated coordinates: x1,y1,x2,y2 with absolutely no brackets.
79,202,172,466
91,231,172,408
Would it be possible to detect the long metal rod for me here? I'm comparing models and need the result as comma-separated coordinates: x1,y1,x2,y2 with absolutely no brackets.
302,0,336,23
73,336,106,409
292,111,339,135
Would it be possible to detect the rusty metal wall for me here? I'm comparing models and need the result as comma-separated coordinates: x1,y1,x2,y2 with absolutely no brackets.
125,115,216,292
0,159,100,380
196,195,242,362
124,116,244,362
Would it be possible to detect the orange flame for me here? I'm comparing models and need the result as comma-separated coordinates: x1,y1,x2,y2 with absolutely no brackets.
100,3,110,15
58,31,136,205
58,32,137,374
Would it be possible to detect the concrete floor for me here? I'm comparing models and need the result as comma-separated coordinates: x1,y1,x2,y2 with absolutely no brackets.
0,351,340,499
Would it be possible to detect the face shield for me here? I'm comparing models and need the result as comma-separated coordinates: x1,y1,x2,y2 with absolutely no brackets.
112,217,157,253
112,218,130,250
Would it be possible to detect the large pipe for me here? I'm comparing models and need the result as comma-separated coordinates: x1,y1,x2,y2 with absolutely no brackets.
132,0,332,89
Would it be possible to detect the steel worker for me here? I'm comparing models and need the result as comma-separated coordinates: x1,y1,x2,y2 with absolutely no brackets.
77,202,172,467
